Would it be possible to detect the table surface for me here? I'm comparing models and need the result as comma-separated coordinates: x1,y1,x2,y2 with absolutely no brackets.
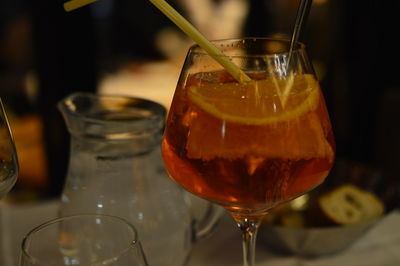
1,200,399,266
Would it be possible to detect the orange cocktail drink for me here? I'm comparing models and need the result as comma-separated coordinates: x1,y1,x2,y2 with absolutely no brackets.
163,71,335,216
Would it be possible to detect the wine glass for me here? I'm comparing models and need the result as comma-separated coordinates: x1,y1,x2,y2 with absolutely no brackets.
19,214,148,266
162,38,335,266
0,98,18,198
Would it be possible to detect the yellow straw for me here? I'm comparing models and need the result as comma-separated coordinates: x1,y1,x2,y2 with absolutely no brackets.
64,0,97,12
148,0,251,83
63,0,251,83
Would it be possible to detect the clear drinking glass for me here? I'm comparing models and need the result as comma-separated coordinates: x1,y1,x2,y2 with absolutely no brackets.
162,38,335,266
19,214,148,266
0,98,18,198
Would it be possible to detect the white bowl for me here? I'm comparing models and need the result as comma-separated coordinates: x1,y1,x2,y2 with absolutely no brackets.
259,218,379,257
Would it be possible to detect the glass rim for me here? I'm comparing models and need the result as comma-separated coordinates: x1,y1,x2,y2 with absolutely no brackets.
57,92,166,124
21,214,140,265
57,92,166,140
189,37,307,58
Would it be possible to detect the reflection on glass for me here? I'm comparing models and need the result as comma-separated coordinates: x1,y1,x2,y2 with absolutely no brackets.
0,98,18,198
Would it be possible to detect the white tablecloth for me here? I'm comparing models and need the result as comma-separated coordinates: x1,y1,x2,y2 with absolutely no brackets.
188,210,400,266
1,200,399,266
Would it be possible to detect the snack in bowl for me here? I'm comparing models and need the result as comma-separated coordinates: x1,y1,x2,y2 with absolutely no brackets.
259,183,386,257
316,184,385,226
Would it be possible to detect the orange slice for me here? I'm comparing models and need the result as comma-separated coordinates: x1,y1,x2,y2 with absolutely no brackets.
187,74,320,125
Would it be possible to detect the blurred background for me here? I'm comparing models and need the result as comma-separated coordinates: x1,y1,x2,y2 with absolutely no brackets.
0,0,398,207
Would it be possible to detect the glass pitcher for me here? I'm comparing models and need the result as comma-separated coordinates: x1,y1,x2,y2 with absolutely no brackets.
57,93,222,266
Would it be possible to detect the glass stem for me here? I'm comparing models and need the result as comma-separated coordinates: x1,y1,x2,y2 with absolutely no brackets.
237,218,262,266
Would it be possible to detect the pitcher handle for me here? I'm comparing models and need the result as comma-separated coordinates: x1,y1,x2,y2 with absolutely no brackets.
193,203,225,241
184,192,225,242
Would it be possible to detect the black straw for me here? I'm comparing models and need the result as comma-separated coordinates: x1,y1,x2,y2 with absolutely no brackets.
288,0,313,66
